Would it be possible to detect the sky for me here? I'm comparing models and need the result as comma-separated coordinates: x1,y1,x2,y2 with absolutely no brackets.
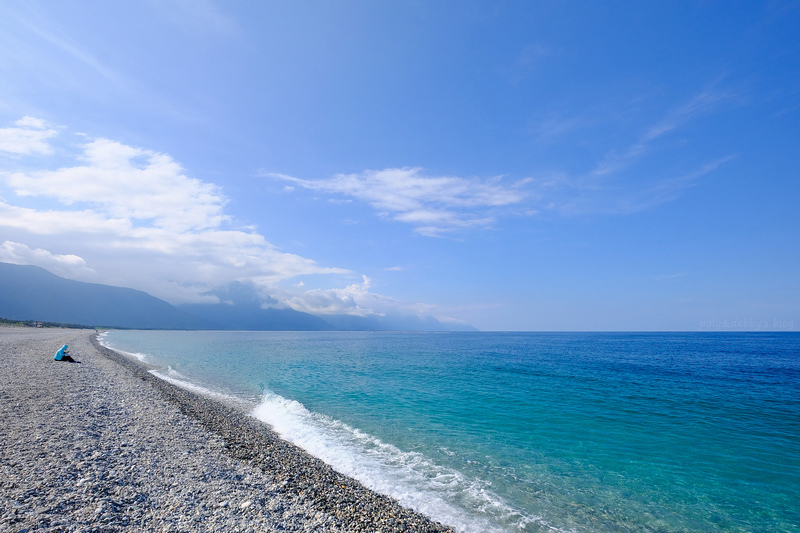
0,0,798,331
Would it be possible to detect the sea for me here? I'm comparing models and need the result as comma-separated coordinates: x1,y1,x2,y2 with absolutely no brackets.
99,331,800,533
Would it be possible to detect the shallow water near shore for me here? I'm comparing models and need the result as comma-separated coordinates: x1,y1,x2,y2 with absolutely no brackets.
101,331,800,532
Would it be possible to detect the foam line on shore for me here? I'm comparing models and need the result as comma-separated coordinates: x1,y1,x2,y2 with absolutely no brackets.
96,331,149,363
251,390,541,533
2,327,340,531
88,331,457,532
149,366,253,408
93,329,555,532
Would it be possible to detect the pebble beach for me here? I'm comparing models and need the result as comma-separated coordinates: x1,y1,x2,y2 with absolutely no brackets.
0,327,455,533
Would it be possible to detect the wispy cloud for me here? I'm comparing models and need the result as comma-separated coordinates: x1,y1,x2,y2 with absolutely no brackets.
643,88,732,141
593,87,734,177
529,113,588,142
269,168,529,236
267,85,733,233
655,272,686,281
18,17,124,89
0,6,185,119
558,156,735,216
537,87,737,216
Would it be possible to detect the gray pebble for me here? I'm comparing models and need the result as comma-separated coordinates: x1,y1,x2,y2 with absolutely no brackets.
0,327,457,532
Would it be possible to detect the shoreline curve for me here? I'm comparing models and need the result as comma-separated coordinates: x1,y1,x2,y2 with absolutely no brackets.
0,327,455,532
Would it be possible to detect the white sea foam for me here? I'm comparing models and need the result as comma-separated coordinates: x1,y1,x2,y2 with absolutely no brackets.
251,391,551,533
149,366,252,408
98,334,251,407
96,333,150,363
98,331,563,532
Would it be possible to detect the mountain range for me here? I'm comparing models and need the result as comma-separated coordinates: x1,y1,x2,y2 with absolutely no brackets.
0,262,474,331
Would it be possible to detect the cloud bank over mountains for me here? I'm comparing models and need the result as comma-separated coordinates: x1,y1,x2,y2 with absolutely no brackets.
0,102,732,329
0,117,463,325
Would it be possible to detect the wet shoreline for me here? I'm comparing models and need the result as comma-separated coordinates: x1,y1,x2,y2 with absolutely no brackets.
0,327,454,532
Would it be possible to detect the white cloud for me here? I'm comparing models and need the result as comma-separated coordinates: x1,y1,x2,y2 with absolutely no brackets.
271,168,528,236
282,275,434,319
0,240,96,281
0,196,349,301
284,276,379,317
0,124,349,304
268,85,732,237
15,116,48,129
0,200,130,235
274,275,473,326
0,116,58,155
8,138,228,232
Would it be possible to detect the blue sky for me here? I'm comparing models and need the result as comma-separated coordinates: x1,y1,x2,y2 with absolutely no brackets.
0,1,798,330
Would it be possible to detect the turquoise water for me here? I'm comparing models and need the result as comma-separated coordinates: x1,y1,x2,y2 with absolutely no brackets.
102,331,800,532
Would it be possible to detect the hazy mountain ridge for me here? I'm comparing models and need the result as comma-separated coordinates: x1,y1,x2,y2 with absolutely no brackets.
0,263,475,331
0,262,212,330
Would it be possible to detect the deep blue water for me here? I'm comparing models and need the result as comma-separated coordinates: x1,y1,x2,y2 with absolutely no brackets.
101,331,800,532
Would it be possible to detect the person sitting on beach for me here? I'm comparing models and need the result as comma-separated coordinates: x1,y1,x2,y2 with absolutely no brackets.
54,344,80,363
